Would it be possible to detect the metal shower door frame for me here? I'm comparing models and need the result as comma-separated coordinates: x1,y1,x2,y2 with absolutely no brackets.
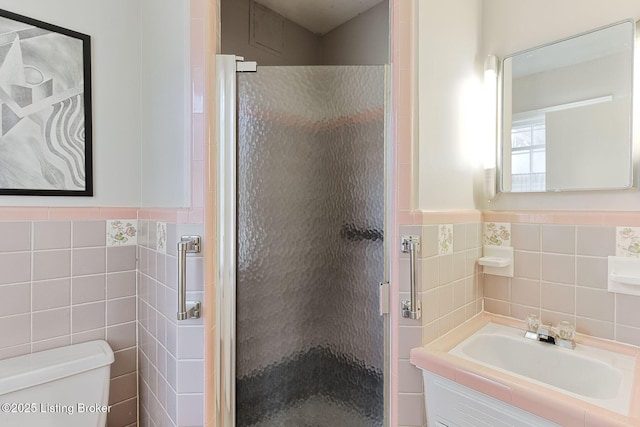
214,54,392,427
215,54,238,427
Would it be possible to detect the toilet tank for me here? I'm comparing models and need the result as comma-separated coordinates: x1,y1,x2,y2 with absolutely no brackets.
0,340,114,427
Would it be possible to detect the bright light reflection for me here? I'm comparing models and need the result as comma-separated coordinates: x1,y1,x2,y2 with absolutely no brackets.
483,55,498,169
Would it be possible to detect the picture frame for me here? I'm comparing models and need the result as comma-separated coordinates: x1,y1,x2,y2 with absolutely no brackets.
0,8,92,196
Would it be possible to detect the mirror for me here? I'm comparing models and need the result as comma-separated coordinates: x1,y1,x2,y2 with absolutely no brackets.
500,20,635,193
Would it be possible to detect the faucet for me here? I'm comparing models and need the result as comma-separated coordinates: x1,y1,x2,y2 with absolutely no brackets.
524,315,576,349
537,322,556,344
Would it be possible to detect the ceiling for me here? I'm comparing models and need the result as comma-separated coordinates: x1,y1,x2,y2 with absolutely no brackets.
256,0,384,35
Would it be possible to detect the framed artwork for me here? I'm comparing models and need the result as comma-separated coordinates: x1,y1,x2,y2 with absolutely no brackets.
0,9,92,196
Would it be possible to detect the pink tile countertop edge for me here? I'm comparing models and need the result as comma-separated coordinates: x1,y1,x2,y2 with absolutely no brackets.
410,313,640,427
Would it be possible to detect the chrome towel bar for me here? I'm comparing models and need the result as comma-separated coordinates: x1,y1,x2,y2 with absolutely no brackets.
401,235,421,320
177,235,202,320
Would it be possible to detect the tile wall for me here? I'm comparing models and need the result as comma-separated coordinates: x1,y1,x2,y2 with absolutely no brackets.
137,220,205,427
389,0,417,425
0,217,138,427
396,215,484,427
483,217,640,348
396,211,640,426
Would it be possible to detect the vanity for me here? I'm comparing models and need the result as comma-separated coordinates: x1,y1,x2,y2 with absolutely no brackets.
410,313,640,427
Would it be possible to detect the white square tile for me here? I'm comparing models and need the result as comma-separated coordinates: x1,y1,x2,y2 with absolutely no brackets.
177,394,204,426
177,360,203,393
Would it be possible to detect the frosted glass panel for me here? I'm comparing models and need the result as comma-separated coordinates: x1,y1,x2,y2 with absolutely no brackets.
236,66,385,426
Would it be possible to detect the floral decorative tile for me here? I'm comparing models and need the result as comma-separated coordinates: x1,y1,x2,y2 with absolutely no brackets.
439,224,453,255
616,227,640,257
157,222,167,254
106,220,138,247
484,222,511,246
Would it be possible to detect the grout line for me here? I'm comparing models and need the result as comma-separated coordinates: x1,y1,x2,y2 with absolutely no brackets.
613,293,618,342
538,224,543,318
573,225,578,328
29,221,34,354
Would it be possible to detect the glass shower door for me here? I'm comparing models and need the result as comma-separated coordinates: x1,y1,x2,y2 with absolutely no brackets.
235,66,385,427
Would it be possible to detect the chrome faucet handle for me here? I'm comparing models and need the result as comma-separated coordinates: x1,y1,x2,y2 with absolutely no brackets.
555,321,576,349
524,314,540,340
556,321,575,340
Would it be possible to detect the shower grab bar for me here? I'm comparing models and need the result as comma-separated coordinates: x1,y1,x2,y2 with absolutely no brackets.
401,235,421,320
177,235,202,321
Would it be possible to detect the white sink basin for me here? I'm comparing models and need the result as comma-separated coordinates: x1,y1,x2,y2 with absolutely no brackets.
448,322,636,415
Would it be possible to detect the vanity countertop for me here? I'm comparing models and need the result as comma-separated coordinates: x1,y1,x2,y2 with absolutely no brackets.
410,313,640,427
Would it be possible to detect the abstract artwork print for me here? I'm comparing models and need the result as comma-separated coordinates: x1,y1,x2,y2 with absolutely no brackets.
0,9,92,196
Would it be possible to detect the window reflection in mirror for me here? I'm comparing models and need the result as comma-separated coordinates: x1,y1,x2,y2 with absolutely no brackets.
500,20,635,193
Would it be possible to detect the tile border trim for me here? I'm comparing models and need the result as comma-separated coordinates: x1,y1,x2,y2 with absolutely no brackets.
484,210,640,226
0,207,196,223
400,210,483,225
401,210,640,227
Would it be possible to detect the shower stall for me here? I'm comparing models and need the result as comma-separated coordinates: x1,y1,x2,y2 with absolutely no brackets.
215,55,389,427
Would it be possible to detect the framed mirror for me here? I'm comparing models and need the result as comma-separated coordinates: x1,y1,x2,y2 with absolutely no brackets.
499,20,635,193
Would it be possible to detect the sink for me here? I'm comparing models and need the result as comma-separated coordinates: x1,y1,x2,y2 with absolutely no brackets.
448,322,636,415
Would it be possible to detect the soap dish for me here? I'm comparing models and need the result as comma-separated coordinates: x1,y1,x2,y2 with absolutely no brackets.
478,256,510,268
480,245,514,277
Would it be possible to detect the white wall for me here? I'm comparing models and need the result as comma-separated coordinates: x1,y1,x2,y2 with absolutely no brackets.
0,0,142,206
139,0,190,208
417,0,483,210
480,0,640,210
320,0,389,66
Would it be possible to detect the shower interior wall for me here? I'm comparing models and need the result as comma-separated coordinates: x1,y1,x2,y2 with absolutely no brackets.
220,0,389,66
234,65,386,426
218,1,391,425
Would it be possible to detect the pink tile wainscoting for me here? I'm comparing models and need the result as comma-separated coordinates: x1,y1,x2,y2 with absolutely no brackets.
395,210,640,426
397,220,484,426
483,215,640,348
0,219,137,427
137,220,205,427
0,202,638,427
0,209,207,427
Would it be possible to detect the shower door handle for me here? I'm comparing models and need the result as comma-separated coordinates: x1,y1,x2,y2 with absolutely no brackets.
177,235,202,321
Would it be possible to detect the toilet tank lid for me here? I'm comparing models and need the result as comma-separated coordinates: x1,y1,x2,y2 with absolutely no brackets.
0,340,114,396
